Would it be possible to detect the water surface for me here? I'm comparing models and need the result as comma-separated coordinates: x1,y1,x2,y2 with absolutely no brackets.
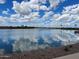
0,29,78,54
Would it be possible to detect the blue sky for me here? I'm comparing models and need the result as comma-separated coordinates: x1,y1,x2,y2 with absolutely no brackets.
0,0,79,15
0,0,79,27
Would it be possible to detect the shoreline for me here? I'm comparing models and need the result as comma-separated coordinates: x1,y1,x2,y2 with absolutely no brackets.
0,43,79,59
0,26,78,30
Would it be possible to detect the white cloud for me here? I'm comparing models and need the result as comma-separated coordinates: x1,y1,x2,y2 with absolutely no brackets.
0,0,65,26
42,11,54,20
52,14,61,20
0,16,6,22
2,9,10,15
62,4,79,14
56,14,69,21
38,3,79,27
10,14,20,22
53,4,79,27
2,10,8,15
13,1,32,15
12,0,65,15
11,0,66,23
10,11,40,22
1,0,77,27
12,0,47,15
0,0,6,4
30,0,47,4
40,5,49,11
49,0,65,8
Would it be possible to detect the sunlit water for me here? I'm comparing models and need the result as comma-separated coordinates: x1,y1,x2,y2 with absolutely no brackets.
0,29,79,54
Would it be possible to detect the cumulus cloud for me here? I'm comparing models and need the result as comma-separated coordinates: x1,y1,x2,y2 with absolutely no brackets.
49,0,65,8
2,9,10,15
10,12,40,22
57,4,79,26
0,16,6,22
2,10,8,15
11,0,66,23
37,3,79,27
10,14,20,22
62,4,79,14
0,0,6,4
13,1,32,15
30,0,47,4
12,0,65,14
40,5,49,11
40,4,79,27
12,0,47,15
2,0,78,27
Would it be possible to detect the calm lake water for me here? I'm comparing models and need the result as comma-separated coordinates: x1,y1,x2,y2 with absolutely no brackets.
0,29,78,54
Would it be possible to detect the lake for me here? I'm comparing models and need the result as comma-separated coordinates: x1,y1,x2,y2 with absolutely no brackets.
0,29,78,54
